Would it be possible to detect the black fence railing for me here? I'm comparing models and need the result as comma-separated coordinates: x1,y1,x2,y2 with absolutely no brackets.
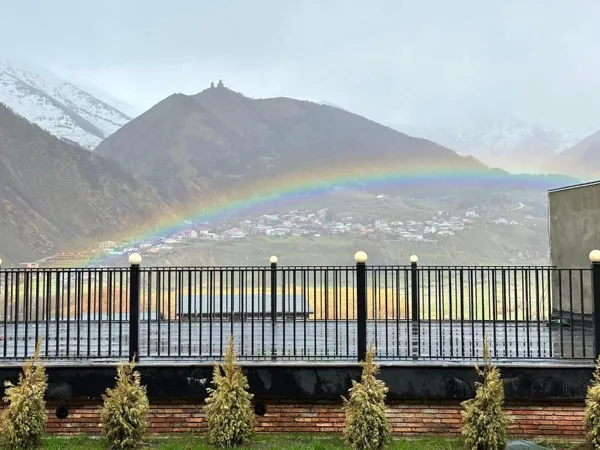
0,254,599,363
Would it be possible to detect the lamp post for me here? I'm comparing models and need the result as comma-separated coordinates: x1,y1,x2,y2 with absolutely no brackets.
270,255,278,357
128,253,142,362
590,250,600,359
355,251,368,362
409,255,420,358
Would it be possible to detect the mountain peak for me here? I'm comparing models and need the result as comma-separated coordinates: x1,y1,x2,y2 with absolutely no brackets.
196,81,246,99
551,128,600,179
391,118,594,174
95,87,485,204
0,59,133,149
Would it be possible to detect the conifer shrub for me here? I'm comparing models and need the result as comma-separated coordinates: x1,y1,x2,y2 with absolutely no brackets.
584,356,600,448
461,338,512,450
1,340,48,450
342,347,391,450
100,359,149,450
205,335,254,448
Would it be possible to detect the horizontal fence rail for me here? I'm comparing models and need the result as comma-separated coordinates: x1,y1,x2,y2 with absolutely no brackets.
0,259,598,363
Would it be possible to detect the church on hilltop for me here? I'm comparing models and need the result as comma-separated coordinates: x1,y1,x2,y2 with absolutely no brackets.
210,80,225,89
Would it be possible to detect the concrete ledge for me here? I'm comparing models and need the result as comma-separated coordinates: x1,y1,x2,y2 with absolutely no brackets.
0,357,593,369
0,363,593,402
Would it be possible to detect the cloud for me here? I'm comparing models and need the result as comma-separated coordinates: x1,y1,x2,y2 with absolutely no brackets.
5,0,600,129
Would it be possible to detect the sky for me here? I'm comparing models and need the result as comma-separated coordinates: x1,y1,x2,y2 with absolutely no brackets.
2,0,600,129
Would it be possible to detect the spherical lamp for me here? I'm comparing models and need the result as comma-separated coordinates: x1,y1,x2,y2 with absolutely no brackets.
128,253,142,265
354,251,368,264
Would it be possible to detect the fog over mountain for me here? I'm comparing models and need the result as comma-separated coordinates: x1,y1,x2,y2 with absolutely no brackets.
3,0,600,134
392,117,596,174
2,0,600,267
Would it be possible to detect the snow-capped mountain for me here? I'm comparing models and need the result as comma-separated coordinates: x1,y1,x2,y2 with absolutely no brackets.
549,128,600,179
64,77,141,119
392,116,594,173
0,59,134,149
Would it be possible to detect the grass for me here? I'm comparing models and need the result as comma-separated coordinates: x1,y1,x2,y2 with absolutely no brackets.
25,434,462,449
29,434,584,449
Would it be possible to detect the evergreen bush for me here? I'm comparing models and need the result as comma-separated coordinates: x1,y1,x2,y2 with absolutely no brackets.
342,347,391,450
1,340,48,450
461,338,512,450
205,335,254,448
585,356,600,448
100,359,149,450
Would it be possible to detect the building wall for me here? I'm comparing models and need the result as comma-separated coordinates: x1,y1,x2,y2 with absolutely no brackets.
37,399,584,439
0,363,591,439
549,182,600,315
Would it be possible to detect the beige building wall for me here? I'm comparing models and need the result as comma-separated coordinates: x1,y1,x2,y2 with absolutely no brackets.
549,181,600,315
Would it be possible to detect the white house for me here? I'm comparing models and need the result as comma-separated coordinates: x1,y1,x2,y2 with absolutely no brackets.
181,230,198,239
98,241,116,250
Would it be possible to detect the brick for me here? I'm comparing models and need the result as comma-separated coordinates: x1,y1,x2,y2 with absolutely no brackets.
0,399,586,438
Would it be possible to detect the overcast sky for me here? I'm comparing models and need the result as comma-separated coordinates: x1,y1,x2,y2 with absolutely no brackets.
2,0,599,129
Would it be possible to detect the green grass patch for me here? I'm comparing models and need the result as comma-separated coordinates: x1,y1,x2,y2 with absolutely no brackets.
30,434,464,449
24,434,583,449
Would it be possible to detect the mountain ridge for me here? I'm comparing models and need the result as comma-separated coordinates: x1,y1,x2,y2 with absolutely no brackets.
391,117,593,174
0,103,174,264
0,59,133,149
95,85,486,206
549,128,600,179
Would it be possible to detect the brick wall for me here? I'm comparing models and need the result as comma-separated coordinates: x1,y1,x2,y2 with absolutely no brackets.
41,399,584,438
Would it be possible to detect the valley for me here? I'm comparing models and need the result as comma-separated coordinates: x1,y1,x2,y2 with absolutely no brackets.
0,75,594,268
41,188,550,268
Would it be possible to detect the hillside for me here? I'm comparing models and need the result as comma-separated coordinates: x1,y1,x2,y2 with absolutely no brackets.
0,59,133,149
95,83,486,204
0,103,173,264
549,129,600,179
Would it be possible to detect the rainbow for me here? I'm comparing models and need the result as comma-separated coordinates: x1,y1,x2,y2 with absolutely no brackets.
71,160,574,267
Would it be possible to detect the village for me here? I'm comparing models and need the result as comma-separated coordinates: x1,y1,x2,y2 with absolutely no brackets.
22,200,541,267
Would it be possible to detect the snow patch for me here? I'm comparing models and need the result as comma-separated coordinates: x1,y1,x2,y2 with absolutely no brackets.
0,59,133,149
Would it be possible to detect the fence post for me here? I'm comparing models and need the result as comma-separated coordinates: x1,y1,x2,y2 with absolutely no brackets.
0,258,2,318
410,255,420,359
590,250,600,359
270,255,278,358
129,253,142,362
355,251,368,362
410,255,419,321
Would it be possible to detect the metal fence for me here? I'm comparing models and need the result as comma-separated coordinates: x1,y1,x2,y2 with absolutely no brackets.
0,258,598,363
